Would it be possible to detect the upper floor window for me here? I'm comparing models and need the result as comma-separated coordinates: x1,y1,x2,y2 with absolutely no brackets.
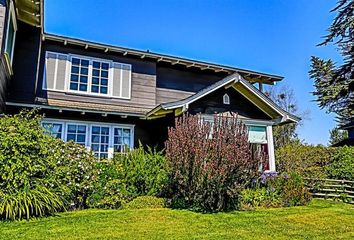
5,0,17,65
43,51,132,99
223,94,230,105
69,56,111,95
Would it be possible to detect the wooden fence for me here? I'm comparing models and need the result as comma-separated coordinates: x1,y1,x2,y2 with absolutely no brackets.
304,178,354,204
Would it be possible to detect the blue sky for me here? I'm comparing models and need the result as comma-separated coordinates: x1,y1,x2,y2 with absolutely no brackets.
45,0,341,145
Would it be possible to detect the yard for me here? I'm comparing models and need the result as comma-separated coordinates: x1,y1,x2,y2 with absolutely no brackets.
0,200,353,240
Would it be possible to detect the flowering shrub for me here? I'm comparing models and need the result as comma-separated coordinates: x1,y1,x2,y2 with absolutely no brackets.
267,172,311,207
165,114,264,212
46,140,98,210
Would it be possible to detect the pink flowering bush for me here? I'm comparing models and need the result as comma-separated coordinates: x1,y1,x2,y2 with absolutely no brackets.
165,114,264,212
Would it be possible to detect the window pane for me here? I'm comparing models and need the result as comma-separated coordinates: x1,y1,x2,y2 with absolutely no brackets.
102,63,109,70
93,69,100,77
123,129,130,137
77,134,85,143
248,126,267,144
80,67,88,75
101,127,109,135
71,66,79,74
78,125,86,133
91,135,99,143
42,123,62,139
71,74,79,82
101,70,108,78
80,76,88,83
93,61,100,68
67,134,76,141
72,58,80,65
81,59,89,67
91,85,99,93
67,124,77,133
101,78,108,86
100,87,108,94
70,83,78,90
92,77,99,84
79,84,87,91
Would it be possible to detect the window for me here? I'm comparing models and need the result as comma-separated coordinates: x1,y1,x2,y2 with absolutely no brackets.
69,56,111,95
91,126,110,158
66,124,87,145
223,94,230,105
248,126,267,144
92,61,109,94
5,1,17,64
70,58,89,92
41,120,134,158
42,122,63,139
113,127,131,152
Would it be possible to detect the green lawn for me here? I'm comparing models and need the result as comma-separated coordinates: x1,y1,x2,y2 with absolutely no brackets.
1,200,353,240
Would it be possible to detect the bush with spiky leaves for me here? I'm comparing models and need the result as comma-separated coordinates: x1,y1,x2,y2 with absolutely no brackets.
165,114,264,212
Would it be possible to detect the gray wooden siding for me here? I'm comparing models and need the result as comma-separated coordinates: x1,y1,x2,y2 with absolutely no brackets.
46,72,156,112
156,87,194,104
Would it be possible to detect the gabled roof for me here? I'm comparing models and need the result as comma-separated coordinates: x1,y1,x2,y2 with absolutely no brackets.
43,33,283,85
147,73,300,124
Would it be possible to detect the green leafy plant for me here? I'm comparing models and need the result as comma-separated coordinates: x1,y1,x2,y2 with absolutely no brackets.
87,161,127,209
267,172,311,207
113,144,168,197
239,188,281,210
325,146,354,181
0,186,63,220
124,196,165,209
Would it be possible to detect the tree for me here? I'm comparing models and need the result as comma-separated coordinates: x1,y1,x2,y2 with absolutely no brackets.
266,85,308,149
329,127,348,145
309,0,354,122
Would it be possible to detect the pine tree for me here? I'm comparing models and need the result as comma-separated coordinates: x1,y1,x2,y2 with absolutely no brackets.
309,0,354,122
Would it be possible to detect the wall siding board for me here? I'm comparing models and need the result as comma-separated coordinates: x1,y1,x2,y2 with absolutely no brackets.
156,88,194,104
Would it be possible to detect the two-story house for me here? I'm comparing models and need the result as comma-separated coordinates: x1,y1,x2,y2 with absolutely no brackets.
0,0,299,172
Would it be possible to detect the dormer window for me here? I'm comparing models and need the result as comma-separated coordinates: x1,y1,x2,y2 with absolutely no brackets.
223,93,230,105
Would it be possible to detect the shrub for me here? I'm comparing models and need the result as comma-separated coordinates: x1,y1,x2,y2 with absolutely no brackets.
124,196,165,209
239,188,281,210
165,114,264,212
275,143,336,178
267,172,311,207
113,144,168,197
0,186,63,220
0,111,66,220
86,161,127,209
326,146,354,181
46,140,98,210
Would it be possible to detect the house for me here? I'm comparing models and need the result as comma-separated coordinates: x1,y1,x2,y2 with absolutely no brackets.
332,120,354,147
0,0,299,171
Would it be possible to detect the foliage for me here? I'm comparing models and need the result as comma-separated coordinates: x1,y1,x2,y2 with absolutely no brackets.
329,127,348,146
266,172,312,207
266,85,308,149
113,144,168,197
326,146,354,181
275,142,336,178
86,161,127,209
124,196,165,209
0,186,63,221
239,188,281,210
165,114,264,212
0,110,98,219
46,140,98,210
309,0,354,120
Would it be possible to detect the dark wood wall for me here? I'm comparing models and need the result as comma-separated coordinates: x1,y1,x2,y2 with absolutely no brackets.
7,22,41,103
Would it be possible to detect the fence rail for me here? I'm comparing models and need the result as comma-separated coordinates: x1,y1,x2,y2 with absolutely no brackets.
304,178,354,204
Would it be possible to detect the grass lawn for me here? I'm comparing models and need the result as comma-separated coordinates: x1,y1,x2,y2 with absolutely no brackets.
0,199,353,240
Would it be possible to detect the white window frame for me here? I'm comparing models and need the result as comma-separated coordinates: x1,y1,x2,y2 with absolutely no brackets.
42,121,64,140
65,123,88,146
66,54,114,97
42,118,134,158
223,93,230,105
5,0,17,64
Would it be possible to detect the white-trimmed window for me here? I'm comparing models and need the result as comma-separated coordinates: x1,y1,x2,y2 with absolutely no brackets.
91,126,110,158
42,119,134,158
42,122,63,139
113,127,132,152
5,0,17,64
223,94,230,105
66,124,87,145
69,56,111,95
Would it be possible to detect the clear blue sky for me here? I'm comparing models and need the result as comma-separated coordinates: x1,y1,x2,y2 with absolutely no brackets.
45,0,341,145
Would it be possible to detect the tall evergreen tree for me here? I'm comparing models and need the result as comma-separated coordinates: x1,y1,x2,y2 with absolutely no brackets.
309,0,354,122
